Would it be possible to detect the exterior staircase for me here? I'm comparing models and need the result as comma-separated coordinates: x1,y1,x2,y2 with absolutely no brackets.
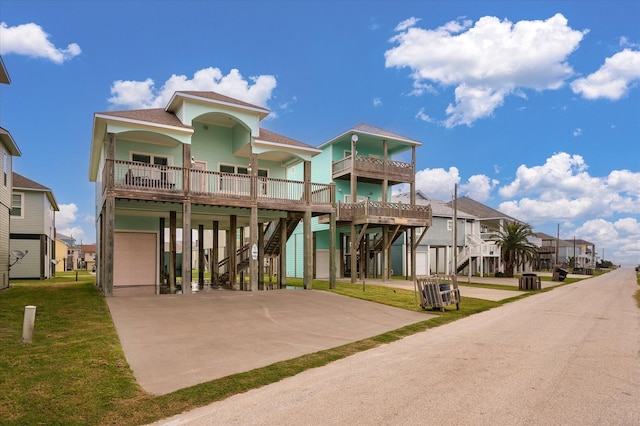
216,216,302,284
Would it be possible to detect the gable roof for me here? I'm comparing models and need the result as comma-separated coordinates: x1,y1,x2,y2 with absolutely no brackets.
319,122,421,149
447,196,518,222
0,127,21,156
166,91,270,119
95,108,192,130
257,128,321,152
13,172,59,211
392,192,476,219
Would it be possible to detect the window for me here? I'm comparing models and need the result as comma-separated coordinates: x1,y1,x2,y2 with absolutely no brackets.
131,153,169,166
219,164,268,195
447,220,453,231
11,193,23,217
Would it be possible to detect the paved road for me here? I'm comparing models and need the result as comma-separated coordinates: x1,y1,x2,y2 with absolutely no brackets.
154,268,640,425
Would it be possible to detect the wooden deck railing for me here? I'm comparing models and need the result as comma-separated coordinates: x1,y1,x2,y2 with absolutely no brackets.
336,199,431,221
332,155,414,182
106,159,333,205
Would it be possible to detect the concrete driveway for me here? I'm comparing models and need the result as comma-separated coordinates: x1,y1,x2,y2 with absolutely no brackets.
107,288,430,395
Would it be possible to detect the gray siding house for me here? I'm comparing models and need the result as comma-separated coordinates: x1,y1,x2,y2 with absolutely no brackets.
10,173,59,279
391,191,477,276
0,56,22,288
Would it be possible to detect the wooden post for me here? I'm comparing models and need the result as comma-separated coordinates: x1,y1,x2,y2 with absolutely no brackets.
339,232,345,279
350,224,357,283
182,202,191,294
258,222,264,290
169,211,176,294
159,217,165,294
249,153,259,291
279,217,287,289
382,225,389,280
229,215,237,289
181,143,192,293
303,160,312,290
198,224,204,287
212,221,219,284
104,195,114,296
103,133,116,296
329,186,337,288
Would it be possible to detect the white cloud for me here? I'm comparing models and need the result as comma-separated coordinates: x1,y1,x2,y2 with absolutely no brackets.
57,203,78,228
571,49,640,100
373,97,382,107
108,67,277,110
0,22,81,63
573,218,640,266
385,13,586,127
497,152,640,222
394,17,421,32
460,174,499,202
415,107,434,123
573,128,582,137
414,167,460,200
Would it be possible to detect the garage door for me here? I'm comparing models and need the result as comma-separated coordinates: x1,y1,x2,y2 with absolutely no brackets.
416,251,428,275
114,232,156,293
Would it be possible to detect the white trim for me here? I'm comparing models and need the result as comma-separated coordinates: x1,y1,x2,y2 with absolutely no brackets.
253,138,322,155
94,113,194,135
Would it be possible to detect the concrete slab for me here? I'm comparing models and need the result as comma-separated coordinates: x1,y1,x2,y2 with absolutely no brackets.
107,289,430,395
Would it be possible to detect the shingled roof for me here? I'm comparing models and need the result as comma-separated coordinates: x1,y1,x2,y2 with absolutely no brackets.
446,196,518,222
257,128,319,151
95,108,192,129
174,91,270,114
13,172,59,210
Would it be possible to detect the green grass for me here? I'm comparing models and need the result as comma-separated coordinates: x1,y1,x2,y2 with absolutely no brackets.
0,271,579,425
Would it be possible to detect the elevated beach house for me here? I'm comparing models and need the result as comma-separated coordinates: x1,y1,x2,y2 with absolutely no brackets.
89,91,334,296
288,124,432,282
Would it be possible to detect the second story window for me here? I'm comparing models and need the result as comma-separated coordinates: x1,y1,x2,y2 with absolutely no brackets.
132,153,169,166
11,193,23,217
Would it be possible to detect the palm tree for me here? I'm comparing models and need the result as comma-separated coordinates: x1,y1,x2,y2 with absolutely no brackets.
493,221,539,278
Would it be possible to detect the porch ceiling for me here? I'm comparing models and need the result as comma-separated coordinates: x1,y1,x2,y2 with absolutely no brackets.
114,199,287,230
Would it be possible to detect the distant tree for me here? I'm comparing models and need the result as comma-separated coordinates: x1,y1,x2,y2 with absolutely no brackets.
493,222,539,278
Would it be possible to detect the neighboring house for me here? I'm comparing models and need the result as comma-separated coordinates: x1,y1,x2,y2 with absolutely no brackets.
89,91,333,296
391,191,477,276
57,232,82,270
555,237,595,269
0,56,23,288
54,237,69,273
81,244,97,271
10,172,59,279
288,123,432,282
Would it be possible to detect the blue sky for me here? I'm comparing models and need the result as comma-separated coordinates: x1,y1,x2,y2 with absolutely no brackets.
1,1,639,266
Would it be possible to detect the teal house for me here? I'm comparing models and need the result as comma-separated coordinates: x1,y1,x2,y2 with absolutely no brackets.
287,124,432,282
89,91,333,296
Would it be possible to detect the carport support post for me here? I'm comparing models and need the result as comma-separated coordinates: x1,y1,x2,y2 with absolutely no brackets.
198,225,204,286
104,195,115,297
250,206,259,291
303,161,312,290
169,211,177,294
159,217,165,294
329,184,336,289
278,217,287,289
182,202,192,294
211,221,219,284
258,222,264,290
229,215,237,289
